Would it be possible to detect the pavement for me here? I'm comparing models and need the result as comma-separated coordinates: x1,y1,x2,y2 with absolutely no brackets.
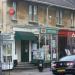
2,68,53,75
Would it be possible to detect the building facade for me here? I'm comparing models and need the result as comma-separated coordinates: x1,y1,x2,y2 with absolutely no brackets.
0,0,75,70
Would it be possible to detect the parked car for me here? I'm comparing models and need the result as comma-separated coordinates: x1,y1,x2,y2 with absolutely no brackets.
51,55,75,75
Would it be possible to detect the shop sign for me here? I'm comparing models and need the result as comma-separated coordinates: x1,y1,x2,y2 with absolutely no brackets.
40,28,58,34
40,28,46,33
67,32,75,37
46,29,57,34
13,27,39,34
2,34,14,41
9,7,15,16
72,33,75,37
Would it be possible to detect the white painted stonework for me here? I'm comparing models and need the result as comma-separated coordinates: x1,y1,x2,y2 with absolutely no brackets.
13,27,39,34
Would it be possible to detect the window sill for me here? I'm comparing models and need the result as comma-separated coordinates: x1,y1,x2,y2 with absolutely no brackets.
56,24,64,27
70,26,75,28
11,19,17,22
28,21,38,25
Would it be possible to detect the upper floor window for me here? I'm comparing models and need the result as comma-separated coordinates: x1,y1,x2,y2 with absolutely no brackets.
11,1,17,20
29,5,38,22
56,9,63,25
71,12,74,27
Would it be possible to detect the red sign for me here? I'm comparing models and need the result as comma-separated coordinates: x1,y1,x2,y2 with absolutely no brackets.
58,30,68,37
68,32,75,37
9,7,15,16
58,29,75,37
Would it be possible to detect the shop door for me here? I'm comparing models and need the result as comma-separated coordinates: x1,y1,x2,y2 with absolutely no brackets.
21,40,29,62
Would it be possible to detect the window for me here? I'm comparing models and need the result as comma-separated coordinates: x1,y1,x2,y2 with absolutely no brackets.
71,12,74,27
56,9,62,25
3,41,12,62
11,1,17,20
29,5,38,22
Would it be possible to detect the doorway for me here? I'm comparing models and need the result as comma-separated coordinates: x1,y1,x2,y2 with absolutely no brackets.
21,40,29,62
58,36,67,58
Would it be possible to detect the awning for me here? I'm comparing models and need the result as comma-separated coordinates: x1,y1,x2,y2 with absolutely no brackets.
15,31,37,41
58,29,75,37
58,30,68,37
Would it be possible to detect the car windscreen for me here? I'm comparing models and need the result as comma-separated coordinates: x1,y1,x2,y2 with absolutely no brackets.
59,55,75,61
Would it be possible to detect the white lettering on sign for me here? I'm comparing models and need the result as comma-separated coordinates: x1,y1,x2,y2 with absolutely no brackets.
72,33,75,37
2,34,14,40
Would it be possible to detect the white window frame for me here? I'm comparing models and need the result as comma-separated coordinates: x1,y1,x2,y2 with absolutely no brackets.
29,5,38,22
71,12,74,27
29,5,33,21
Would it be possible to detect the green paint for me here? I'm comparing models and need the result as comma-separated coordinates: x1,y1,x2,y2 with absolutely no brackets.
39,27,58,34
46,29,57,34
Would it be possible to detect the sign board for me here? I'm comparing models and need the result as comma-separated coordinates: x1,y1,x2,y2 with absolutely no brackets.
46,29,57,34
13,27,39,34
2,34,14,41
40,28,46,33
40,28,58,34
72,33,75,37
9,7,15,16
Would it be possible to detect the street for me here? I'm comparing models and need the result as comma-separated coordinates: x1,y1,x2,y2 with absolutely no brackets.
2,68,53,75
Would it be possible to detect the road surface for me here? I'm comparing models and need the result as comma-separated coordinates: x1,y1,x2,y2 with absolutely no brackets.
2,68,53,75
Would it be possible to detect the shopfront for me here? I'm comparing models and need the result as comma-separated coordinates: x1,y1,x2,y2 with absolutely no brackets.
58,29,75,58
2,33,14,70
1,27,59,70
13,27,39,64
38,27,58,62
28,27,58,63
15,31,37,63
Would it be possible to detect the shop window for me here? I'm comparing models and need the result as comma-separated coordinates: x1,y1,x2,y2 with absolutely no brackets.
3,41,12,62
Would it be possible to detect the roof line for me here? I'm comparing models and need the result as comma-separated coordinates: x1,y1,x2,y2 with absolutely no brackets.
26,0,75,10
